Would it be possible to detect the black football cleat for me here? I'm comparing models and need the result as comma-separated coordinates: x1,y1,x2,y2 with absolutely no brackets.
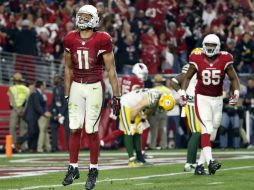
85,168,98,190
208,160,221,175
194,164,207,175
62,165,80,186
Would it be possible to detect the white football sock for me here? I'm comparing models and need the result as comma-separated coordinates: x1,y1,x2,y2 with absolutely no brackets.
70,163,78,168
90,163,98,169
198,149,205,165
203,146,213,165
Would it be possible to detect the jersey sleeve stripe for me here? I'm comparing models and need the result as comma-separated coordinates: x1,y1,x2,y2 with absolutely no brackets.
97,50,106,56
65,48,71,53
181,64,189,73
172,78,179,84
189,62,198,71
224,61,233,70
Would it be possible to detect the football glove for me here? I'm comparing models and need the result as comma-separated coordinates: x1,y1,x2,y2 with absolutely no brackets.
178,89,187,106
112,96,121,116
229,90,239,105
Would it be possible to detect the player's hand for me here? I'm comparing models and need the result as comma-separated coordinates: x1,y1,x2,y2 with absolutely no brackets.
138,119,150,131
112,96,121,116
229,90,239,105
178,89,187,106
109,108,117,120
179,95,187,106
148,89,161,106
130,123,137,135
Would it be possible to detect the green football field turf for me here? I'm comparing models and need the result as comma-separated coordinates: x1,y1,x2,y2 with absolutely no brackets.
0,149,254,190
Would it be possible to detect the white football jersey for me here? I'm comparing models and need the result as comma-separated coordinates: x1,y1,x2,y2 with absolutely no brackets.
121,88,160,108
182,64,197,97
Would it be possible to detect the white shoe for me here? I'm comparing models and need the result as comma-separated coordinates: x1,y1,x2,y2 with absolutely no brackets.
247,145,254,149
168,141,175,149
143,153,154,159
184,163,196,172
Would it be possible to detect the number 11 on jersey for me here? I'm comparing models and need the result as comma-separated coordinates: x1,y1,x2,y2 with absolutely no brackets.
77,49,89,69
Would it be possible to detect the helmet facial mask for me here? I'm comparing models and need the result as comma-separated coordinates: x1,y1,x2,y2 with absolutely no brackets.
202,34,220,57
76,5,99,30
132,63,149,81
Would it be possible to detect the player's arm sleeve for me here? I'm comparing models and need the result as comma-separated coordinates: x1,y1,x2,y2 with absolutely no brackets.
100,32,113,54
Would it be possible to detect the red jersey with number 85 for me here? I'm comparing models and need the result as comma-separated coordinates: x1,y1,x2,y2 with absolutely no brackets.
64,30,113,83
189,51,233,97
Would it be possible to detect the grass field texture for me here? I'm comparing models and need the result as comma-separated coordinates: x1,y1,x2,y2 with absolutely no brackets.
0,149,254,190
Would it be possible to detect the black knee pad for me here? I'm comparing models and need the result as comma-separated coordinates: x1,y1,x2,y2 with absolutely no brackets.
233,128,240,137
219,127,227,135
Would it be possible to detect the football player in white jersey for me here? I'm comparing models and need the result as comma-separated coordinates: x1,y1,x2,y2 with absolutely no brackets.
171,48,201,172
119,88,175,166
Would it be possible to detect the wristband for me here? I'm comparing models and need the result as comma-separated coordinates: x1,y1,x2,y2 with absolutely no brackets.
65,96,69,102
178,89,186,96
234,90,240,97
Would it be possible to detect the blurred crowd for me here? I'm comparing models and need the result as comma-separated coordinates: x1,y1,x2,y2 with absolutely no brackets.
0,0,254,76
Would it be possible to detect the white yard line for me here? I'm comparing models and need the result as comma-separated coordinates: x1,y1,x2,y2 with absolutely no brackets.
1,155,254,180
207,182,224,185
135,183,154,186
9,165,254,190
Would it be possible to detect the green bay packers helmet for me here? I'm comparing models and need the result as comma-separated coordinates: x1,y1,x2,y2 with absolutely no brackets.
158,94,175,111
